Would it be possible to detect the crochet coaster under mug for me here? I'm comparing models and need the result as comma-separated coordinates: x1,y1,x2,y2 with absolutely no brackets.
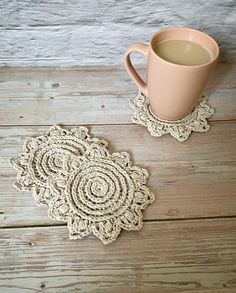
130,91,214,142
10,125,155,245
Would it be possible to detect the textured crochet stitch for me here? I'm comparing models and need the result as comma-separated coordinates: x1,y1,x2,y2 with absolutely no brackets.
10,125,155,244
130,91,214,142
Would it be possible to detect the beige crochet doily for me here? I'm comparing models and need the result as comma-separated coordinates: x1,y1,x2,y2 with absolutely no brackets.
10,125,154,244
130,91,214,142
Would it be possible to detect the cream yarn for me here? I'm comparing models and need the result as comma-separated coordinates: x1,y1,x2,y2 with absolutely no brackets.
130,91,214,142
10,125,154,244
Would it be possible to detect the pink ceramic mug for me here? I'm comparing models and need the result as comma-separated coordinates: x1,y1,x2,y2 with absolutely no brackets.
124,28,219,120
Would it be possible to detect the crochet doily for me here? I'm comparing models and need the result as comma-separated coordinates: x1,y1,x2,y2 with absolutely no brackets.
10,125,154,244
130,91,214,142
10,125,108,205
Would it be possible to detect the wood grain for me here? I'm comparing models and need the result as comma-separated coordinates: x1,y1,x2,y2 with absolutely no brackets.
0,219,236,293
0,64,236,292
1,0,235,65
0,64,235,125
1,121,236,227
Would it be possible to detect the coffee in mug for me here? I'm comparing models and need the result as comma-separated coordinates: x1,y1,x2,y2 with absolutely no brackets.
153,40,212,66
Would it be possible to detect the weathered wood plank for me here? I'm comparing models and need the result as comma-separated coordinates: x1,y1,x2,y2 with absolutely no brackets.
1,1,235,65
0,219,236,293
1,122,236,226
0,64,235,125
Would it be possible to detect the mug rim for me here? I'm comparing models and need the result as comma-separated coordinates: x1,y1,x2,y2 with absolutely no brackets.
149,27,220,68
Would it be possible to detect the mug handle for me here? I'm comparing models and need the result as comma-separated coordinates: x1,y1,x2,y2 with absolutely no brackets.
124,43,149,96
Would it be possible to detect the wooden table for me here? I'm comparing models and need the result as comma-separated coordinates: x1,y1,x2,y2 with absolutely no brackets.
0,64,236,293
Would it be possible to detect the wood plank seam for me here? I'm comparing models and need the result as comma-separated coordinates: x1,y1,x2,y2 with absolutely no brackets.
1,215,236,231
